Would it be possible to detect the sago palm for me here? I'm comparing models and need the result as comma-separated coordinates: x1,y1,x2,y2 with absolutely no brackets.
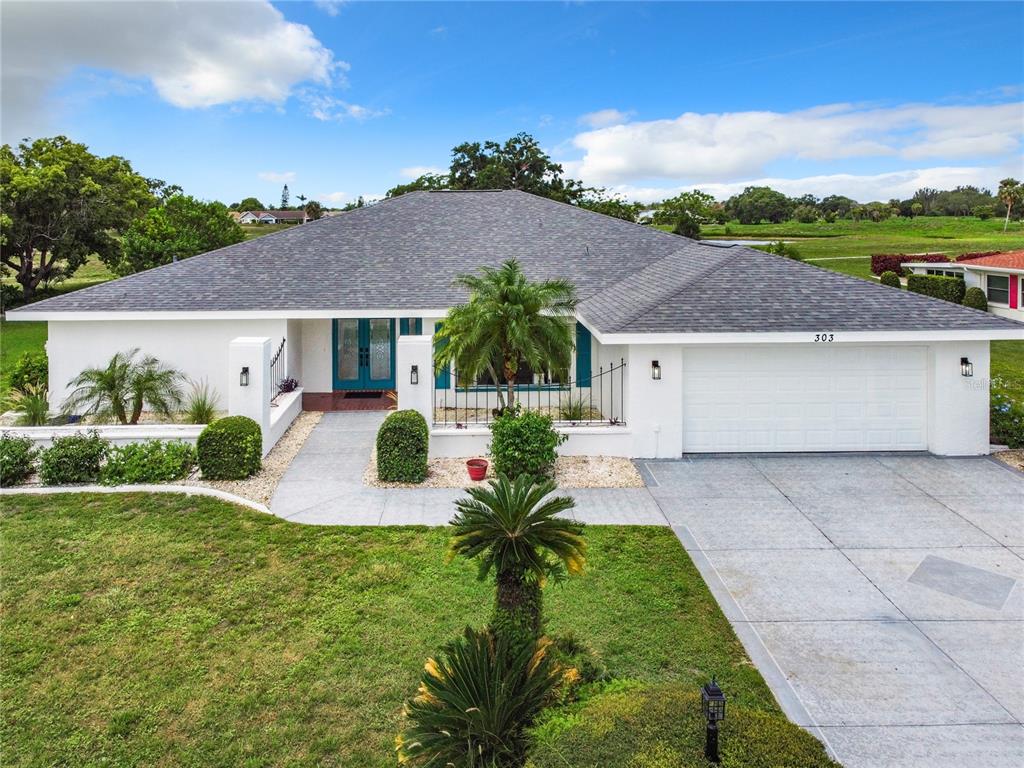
435,259,577,409
449,474,585,645
62,348,184,424
396,626,560,768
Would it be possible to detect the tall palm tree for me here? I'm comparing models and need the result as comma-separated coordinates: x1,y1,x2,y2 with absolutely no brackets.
448,474,585,646
998,178,1021,232
435,259,577,409
62,349,184,424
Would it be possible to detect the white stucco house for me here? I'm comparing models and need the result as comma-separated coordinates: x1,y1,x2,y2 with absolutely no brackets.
237,210,309,225
9,190,1023,458
903,251,1024,322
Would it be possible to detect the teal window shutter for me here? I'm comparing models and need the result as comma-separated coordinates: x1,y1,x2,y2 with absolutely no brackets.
399,318,423,335
434,321,451,389
400,318,409,335
575,322,592,386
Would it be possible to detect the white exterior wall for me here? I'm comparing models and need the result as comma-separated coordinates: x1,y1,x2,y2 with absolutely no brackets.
964,269,1024,322
626,344,681,458
47,319,287,410
300,319,333,392
286,319,303,382
926,340,991,455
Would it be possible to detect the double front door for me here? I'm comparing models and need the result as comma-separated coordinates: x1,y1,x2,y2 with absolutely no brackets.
333,318,395,390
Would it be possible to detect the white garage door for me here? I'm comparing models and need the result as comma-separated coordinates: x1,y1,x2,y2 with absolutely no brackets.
682,345,927,453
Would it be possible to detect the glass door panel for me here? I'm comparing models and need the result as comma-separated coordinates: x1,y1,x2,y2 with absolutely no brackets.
367,319,393,385
335,319,360,386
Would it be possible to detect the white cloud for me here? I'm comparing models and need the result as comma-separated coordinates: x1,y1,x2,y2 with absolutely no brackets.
315,0,346,16
570,102,1024,185
578,108,633,129
302,92,388,121
605,165,1022,205
1,0,342,140
258,171,296,184
320,191,383,206
399,165,445,179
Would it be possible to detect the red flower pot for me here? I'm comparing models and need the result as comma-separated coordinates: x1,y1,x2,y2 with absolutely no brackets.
466,459,488,481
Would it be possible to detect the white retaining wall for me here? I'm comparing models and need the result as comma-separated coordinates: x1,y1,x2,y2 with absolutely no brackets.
1,423,204,449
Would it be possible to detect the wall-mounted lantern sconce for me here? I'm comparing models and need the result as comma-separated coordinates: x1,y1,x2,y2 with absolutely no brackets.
960,357,973,377
410,364,419,385
239,366,250,387
651,360,662,380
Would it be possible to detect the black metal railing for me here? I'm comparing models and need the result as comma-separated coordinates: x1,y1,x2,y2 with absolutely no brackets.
434,359,626,427
269,337,287,403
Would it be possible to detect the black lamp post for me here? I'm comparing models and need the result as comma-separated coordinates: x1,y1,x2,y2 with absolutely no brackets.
701,678,726,763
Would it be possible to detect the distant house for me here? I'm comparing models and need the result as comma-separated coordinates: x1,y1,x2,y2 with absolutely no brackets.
228,211,243,223
237,210,309,225
903,251,1023,321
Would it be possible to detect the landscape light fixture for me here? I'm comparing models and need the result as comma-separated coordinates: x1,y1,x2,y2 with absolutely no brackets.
239,366,250,387
410,364,419,385
701,678,726,763
651,360,662,380
960,357,973,377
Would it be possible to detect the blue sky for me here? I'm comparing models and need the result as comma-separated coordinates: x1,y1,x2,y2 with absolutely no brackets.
2,1,1022,205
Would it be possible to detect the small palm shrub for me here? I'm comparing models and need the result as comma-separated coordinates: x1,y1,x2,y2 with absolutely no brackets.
396,627,561,768
376,409,429,482
62,349,184,424
450,475,584,648
184,379,219,424
196,416,262,480
879,270,901,289
99,440,197,486
0,434,37,487
39,431,108,485
9,384,50,426
489,409,567,480
9,351,48,393
963,286,988,311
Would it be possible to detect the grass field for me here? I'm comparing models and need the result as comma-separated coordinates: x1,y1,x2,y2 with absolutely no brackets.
0,493,780,767
692,216,1024,280
0,320,46,403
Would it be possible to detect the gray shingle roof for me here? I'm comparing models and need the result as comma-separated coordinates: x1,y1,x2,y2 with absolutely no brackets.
13,190,1022,334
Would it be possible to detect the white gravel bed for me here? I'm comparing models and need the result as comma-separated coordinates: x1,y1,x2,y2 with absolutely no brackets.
185,410,322,504
364,452,643,489
993,449,1024,473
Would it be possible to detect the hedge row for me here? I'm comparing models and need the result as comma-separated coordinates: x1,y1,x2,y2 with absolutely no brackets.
906,274,966,304
0,415,262,487
955,251,1001,262
870,252,949,277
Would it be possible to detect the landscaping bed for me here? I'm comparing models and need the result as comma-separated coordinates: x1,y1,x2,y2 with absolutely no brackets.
364,450,643,489
0,493,820,767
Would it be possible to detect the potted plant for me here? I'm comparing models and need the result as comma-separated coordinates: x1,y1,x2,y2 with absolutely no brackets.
466,458,488,481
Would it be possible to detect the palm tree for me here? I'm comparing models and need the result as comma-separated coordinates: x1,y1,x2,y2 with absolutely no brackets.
998,178,1021,232
435,259,577,410
448,474,585,646
62,349,184,424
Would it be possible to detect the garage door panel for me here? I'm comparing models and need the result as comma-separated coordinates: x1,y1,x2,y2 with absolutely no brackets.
682,346,928,453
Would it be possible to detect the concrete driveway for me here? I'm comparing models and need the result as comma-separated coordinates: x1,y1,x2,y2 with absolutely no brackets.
644,454,1024,768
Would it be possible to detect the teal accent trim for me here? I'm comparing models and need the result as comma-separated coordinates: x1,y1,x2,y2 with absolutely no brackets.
434,321,451,389
399,318,423,335
575,322,592,387
332,318,396,390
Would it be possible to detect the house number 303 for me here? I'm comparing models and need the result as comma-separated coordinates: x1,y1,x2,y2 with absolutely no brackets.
814,333,835,342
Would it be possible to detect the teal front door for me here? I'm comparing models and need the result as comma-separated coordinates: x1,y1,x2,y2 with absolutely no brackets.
333,319,395,390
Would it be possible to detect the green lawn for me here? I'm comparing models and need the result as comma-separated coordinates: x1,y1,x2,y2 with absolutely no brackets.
690,216,1024,280
0,320,46,403
0,493,783,767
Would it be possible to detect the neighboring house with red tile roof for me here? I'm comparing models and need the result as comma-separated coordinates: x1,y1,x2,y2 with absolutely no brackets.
904,251,1024,321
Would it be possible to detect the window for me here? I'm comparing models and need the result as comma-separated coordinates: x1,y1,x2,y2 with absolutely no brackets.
474,360,565,387
987,274,1010,305
926,269,960,278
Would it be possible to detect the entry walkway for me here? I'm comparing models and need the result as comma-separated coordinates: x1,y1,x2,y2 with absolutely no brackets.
270,412,1024,768
268,412,665,525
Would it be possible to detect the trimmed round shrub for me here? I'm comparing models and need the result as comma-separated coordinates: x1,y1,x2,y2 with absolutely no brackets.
196,415,262,480
9,351,48,393
526,683,841,768
0,434,37,487
39,431,107,485
991,387,1024,449
100,440,197,486
879,270,901,289
489,409,567,480
376,409,428,482
963,286,988,311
